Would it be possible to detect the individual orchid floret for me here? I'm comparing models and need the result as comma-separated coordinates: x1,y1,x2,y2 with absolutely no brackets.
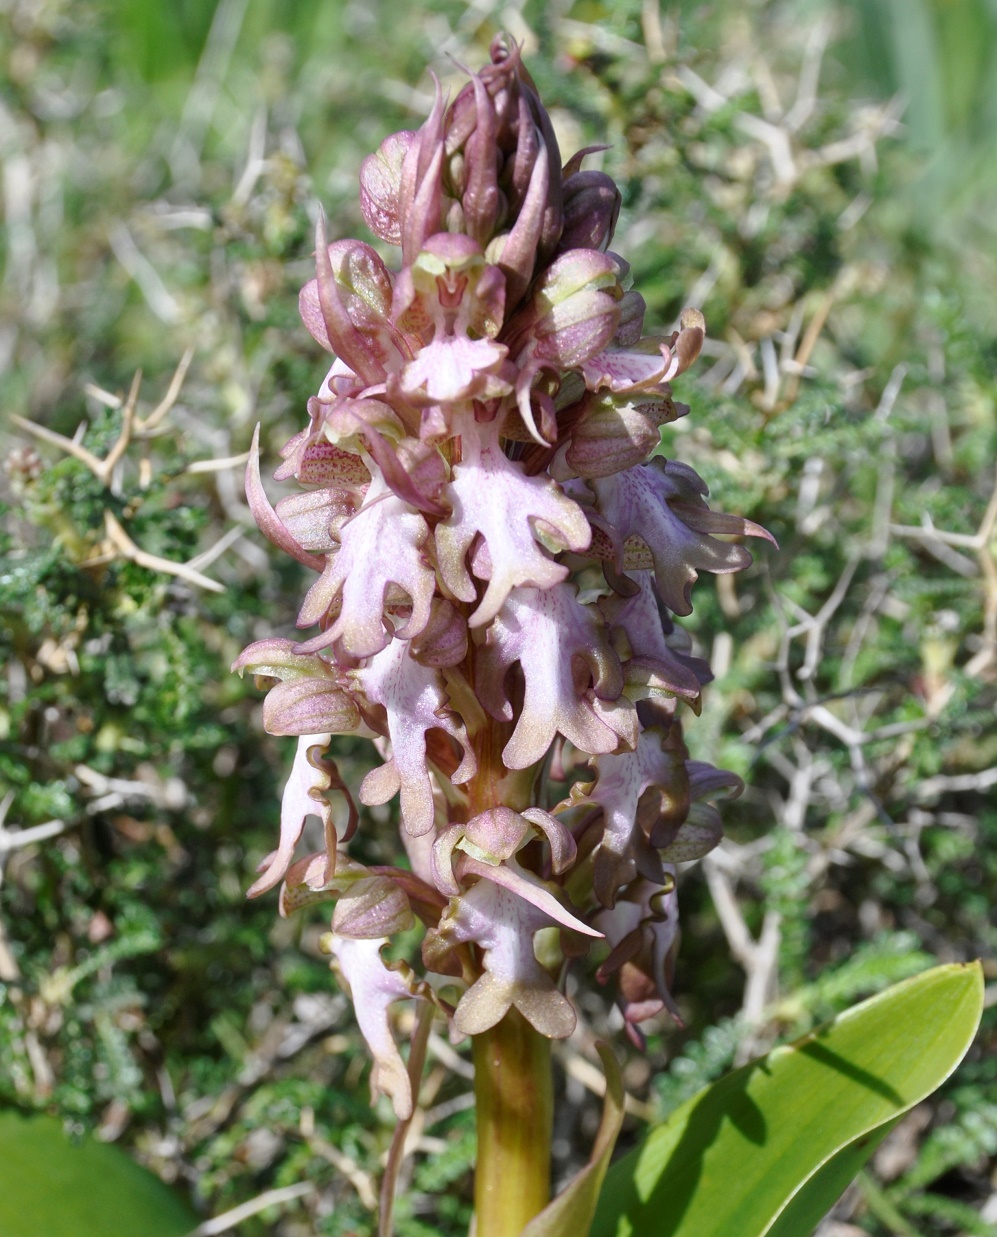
332,935,428,1119
426,870,598,1039
354,637,477,836
392,233,513,407
504,248,623,375
244,733,350,898
435,414,591,627
293,457,438,659
280,854,441,1119
478,583,636,770
592,457,776,615
581,724,691,908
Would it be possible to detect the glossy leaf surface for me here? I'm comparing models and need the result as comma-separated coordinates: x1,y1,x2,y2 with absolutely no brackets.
0,1111,198,1237
591,962,984,1237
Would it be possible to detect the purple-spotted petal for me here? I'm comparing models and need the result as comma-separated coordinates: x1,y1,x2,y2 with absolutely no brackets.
360,130,415,244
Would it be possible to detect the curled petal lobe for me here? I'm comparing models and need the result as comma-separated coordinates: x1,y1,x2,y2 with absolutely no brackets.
273,489,356,554
295,465,436,659
409,598,468,669
355,639,476,836
331,936,426,1120
557,391,685,481
231,637,333,686
306,224,409,383
248,734,339,899
594,874,682,1043
279,854,413,934
601,571,702,701
399,76,446,264
246,427,325,572
478,584,633,769
435,416,590,628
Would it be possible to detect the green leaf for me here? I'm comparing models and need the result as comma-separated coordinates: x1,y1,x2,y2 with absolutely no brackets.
0,1110,198,1237
522,1044,626,1237
764,1123,901,1237
591,962,984,1237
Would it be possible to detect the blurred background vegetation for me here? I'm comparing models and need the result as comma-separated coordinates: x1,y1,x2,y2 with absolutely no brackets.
1,0,995,1234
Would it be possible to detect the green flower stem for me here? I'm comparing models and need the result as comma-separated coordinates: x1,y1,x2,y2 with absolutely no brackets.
473,1008,553,1237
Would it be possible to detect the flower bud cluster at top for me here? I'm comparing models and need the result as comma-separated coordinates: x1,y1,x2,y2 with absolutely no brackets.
234,37,773,1120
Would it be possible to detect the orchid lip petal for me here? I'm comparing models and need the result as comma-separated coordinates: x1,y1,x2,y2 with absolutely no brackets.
247,733,334,899
331,936,423,1120
434,416,590,629
356,639,477,836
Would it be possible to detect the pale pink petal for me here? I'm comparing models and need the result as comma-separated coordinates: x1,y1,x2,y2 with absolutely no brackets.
478,584,632,769
295,467,436,659
249,734,335,898
579,340,672,393
331,936,425,1120
457,855,600,937
400,334,511,404
435,416,590,628
355,639,476,835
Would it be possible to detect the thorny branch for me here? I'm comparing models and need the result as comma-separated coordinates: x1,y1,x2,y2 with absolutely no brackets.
11,350,238,593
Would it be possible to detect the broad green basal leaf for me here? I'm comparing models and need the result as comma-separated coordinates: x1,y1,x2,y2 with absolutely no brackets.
0,1110,198,1237
591,962,984,1237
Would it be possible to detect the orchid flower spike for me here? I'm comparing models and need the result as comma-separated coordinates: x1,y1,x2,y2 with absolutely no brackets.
235,34,774,1119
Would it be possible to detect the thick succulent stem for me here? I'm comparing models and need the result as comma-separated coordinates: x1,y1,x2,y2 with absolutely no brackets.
472,1009,553,1237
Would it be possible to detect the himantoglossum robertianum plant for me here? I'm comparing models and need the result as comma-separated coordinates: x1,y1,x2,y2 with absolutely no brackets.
233,36,773,1236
